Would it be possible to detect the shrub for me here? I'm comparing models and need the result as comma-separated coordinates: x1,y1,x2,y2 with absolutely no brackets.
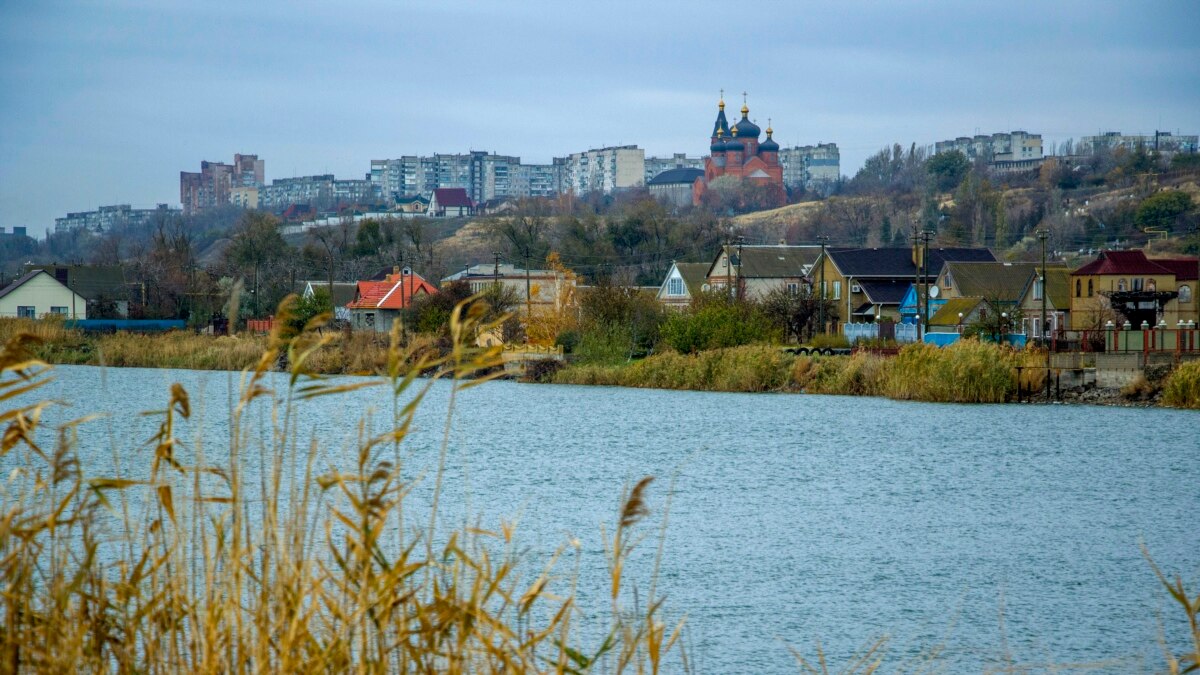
1161,361,1200,409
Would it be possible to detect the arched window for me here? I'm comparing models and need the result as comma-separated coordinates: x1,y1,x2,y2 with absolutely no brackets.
1075,279,1081,297
1087,279,1094,297
1147,278,1156,292
1181,285,1193,303
1118,278,1127,292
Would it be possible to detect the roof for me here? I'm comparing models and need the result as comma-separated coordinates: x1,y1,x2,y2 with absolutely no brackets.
673,262,710,294
395,195,429,205
648,168,704,186
1072,250,1173,277
346,272,437,310
929,297,984,326
826,247,996,279
0,270,56,301
442,263,556,283
1044,267,1071,308
857,279,910,305
944,261,1045,302
710,245,821,279
1151,257,1199,281
296,280,358,307
432,188,473,208
23,264,127,300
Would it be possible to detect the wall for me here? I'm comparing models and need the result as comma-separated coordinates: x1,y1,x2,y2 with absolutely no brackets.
0,274,87,319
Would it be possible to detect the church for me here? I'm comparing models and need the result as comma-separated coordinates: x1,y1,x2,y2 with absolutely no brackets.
693,93,784,206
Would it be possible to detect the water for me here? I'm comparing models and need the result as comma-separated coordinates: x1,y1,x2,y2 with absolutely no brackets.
8,365,1200,672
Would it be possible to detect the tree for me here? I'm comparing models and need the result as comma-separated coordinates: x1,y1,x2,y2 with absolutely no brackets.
926,150,970,192
225,212,289,318
760,284,835,343
1135,190,1193,231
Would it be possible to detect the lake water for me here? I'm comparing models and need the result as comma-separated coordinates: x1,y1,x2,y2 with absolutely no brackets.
9,365,1200,672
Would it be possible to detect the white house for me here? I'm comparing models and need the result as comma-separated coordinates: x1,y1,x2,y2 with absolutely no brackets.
0,270,88,319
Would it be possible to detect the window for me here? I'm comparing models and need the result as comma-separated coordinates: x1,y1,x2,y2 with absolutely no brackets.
17,306,35,318
1118,278,1127,292
787,282,799,295
50,307,68,316
1132,278,1143,291
1147,278,1156,292
833,281,842,300
1088,279,1094,297
1181,285,1193,303
667,277,684,296
1033,278,1043,301
1075,279,1082,297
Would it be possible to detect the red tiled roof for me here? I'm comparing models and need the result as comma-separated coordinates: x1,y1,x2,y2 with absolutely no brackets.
346,272,437,310
1072,250,1173,276
432,188,473,208
1151,257,1199,281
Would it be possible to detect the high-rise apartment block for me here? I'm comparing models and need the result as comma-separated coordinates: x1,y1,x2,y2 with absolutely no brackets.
180,153,264,214
1079,131,1198,155
554,145,645,195
644,153,704,185
370,151,526,204
778,143,841,193
55,204,180,233
934,131,1043,172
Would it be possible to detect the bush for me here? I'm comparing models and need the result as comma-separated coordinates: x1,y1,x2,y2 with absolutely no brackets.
659,294,778,354
1161,361,1200,409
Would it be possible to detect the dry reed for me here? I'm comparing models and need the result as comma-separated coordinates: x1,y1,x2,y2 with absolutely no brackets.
0,296,683,672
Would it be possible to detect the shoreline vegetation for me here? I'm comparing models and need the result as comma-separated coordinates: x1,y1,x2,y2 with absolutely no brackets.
2,299,1199,671
4,316,1199,409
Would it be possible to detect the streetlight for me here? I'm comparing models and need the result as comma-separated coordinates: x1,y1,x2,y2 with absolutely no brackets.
1000,312,1009,345
957,311,964,334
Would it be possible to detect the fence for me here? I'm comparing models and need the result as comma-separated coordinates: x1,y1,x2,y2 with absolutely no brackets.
894,323,918,344
66,319,185,333
843,323,878,343
246,317,275,333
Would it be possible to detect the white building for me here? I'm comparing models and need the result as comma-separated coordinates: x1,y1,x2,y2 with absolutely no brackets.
511,163,558,198
1080,131,1199,155
54,203,179,233
554,145,645,195
934,130,1044,172
0,270,88,319
778,143,841,193
644,153,704,184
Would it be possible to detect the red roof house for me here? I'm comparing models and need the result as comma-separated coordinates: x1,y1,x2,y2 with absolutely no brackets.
1071,250,1173,277
429,188,474,218
347,268,437,332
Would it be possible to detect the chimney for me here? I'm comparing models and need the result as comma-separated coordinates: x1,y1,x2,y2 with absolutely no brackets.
393,265,400,276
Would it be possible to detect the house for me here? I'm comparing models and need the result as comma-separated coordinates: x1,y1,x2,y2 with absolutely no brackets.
1150,257,1199,325
478,197,518,215
395,195,429,214
926,297,986,338
346,268,437,332
705,245,821,300
655,262,710,309
295,280,358,322
23,264,130,317
441,262,573,314
1069,250,1180,329
648,168,704,209
0,269,89,319
428,188,474,218
933,261,1071,337
812,245,996,331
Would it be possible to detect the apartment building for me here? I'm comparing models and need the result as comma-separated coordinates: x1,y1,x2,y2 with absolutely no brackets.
1080,131,1199,155
180,153,264,214
511,163,559,198
54,204,180,233
554,145,645,195
644,153,704,184
369,151,522,203
778,143,841,193
934,131,1043,173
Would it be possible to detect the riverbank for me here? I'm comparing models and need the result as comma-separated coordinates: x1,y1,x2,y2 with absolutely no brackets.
550,341,1200,409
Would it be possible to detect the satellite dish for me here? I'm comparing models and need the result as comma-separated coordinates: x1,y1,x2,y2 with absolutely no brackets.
928,286,940,298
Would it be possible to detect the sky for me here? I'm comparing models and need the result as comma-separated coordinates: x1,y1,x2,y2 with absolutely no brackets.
1,0,1198,235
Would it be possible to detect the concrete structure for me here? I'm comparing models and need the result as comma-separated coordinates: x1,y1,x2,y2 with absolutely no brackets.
257,175,379,211
230,186,259,210
369,151,527,204
778,143,841,193
647,168,704,209
1080,131,1199,155
54,204,179,233
645,153,704,184
693,95,784,205
511,163,559,198
934,131,1043,173
180,154,263,214
0,270,88,319
555,145,645,195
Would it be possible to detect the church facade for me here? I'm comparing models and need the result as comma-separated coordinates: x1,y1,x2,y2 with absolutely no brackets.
692,95,784,205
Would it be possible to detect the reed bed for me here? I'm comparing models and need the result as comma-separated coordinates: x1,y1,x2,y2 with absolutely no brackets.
558,340,1051,404
0,298,683,672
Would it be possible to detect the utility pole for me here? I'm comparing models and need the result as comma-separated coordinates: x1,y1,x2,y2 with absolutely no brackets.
735,235,745,301
524,251,532,319
399,252,407,343
818,235,828,333
911,230,922,342
1039,229,1050,398
919,229,933,337
493,251,501,290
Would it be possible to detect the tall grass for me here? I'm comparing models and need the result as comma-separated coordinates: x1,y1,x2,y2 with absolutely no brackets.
1162,360,1200,409
0,297,683,672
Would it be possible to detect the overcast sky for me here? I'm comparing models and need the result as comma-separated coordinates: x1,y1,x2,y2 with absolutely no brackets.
2,0,1198,234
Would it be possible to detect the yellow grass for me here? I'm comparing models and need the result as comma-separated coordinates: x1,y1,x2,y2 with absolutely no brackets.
0,298,684,672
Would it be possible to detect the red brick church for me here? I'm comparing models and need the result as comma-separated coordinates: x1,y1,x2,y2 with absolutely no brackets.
693,93,784,206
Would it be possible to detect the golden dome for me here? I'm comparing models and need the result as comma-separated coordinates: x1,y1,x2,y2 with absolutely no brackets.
719,99,725,110
731,126,738,137
741,104,749,116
